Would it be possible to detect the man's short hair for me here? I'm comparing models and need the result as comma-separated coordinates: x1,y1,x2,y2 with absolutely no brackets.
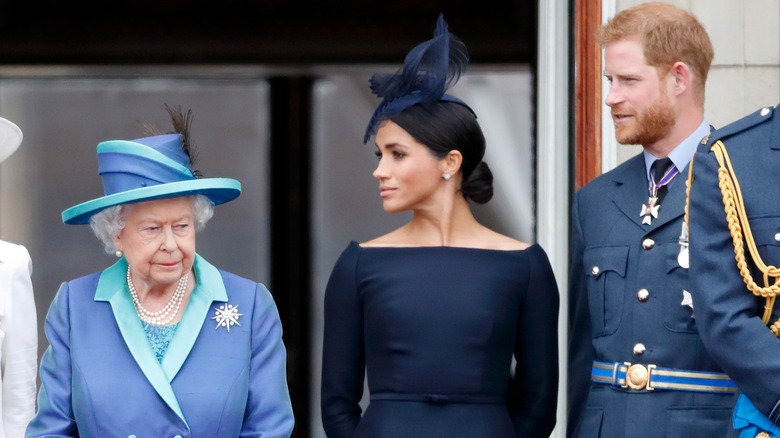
598,2,714,104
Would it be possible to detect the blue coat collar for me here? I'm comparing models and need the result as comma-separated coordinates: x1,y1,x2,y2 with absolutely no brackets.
94,254,228,425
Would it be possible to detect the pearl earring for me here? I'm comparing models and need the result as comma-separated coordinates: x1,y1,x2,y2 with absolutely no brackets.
443,173,451,181
116,250,123,258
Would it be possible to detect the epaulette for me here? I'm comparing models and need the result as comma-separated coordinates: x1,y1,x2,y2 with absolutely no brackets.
701,103,780,333
705,105,776,147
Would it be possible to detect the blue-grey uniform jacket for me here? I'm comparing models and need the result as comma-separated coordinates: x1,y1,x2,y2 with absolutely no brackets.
568,145,737,437
689,104,780,437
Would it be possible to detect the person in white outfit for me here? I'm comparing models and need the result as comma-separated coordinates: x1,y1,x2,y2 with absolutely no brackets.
0,116,37,438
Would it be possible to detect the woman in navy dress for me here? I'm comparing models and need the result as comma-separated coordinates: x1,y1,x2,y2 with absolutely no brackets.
321,15,559,438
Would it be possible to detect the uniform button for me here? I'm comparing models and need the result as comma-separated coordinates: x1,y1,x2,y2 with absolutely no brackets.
642,238,655,250
774,232,780,242
591,266,600,276
637,289,649,302
633,343,646,356
128,435,137,438
760,107,770,116
756,432,771,438
174,435,183,438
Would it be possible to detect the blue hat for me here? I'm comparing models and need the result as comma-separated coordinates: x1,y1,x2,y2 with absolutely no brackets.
62,133,241,225
363,14,474,143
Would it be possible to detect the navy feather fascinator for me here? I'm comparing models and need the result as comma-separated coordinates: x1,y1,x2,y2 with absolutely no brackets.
363,14,473,143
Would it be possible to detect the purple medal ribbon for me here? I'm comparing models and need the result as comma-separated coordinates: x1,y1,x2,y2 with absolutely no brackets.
640,159,678,226
648,162,679,195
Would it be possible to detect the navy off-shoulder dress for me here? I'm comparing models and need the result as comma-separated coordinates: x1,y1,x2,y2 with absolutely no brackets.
321,241,559,438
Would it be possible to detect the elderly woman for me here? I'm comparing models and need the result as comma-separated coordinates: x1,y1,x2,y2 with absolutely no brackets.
321,16,559,438
27,108,294,437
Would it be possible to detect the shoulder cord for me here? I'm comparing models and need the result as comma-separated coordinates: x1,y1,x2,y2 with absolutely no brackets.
683,149,694,259
708,140,780,332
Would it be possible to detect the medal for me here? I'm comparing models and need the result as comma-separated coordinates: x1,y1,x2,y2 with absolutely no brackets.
640,191,661,225
677,221,689,269
677,247,689,269
640,160,679,226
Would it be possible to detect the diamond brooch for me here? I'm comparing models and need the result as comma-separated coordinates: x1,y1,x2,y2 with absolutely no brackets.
212,303,242,332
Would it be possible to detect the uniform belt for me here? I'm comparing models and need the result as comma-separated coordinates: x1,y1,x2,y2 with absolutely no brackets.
591,360,737,393
370,393,505,404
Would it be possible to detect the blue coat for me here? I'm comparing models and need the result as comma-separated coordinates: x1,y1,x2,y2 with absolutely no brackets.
688,104,780,437
26,254,294,438
568,152,736,437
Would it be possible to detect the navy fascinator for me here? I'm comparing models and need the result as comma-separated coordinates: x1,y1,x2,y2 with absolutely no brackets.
363,14,473,143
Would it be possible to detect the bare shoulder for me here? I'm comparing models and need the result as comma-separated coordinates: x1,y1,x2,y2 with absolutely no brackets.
456,225,531,251
359,225,532,251
479,229,532,251
359,228,411,248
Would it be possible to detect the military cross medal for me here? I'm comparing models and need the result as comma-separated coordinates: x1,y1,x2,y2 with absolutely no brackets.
640,160,679,226
640,189,661,225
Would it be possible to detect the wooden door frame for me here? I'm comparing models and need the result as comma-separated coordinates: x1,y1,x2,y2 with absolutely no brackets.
575,0,603,189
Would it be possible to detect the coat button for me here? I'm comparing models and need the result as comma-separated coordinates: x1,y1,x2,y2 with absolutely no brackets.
174,435,183,438
637,289,649,302
591,266,600,276
128,436,137,438
760,107,770,116
633,343,646,356
774,232,780,242
642,238,655,250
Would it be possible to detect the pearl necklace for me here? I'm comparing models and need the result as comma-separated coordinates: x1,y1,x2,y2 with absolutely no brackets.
126,266,189,326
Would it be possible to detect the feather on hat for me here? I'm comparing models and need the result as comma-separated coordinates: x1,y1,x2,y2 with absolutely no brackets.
363,14,473,143
62,106,241,225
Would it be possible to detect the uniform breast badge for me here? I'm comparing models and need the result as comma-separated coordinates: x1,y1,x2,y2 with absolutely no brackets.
212,303,242,332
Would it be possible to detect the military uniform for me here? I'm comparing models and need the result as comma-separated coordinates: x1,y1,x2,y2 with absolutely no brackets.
689,104,780,438
568,122,738,437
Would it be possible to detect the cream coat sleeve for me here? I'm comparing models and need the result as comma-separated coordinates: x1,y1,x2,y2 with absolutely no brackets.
0,241,37,438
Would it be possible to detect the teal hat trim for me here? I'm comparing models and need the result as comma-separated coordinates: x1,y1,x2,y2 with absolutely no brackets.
62,178,241,225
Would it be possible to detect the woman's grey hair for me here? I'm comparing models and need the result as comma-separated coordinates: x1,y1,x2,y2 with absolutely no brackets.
89,194,215,254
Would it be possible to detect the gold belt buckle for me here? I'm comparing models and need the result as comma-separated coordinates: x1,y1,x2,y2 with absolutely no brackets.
622,362,656,391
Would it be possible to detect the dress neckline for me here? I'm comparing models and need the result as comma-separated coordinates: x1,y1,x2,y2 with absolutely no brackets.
353,240,538,253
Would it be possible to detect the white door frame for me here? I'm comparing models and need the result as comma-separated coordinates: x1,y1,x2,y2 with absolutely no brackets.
536,0,571,436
